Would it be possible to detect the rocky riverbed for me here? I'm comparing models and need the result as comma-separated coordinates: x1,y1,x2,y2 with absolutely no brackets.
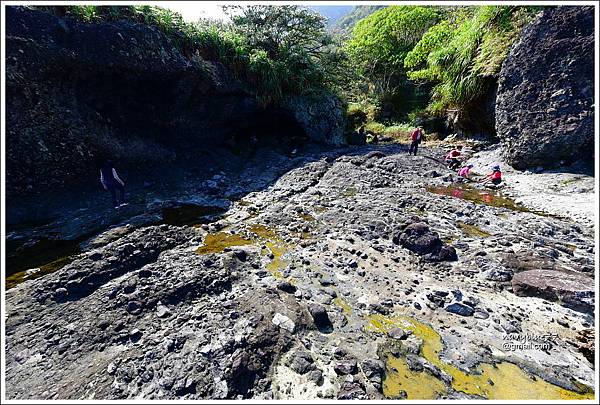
4,143,596,400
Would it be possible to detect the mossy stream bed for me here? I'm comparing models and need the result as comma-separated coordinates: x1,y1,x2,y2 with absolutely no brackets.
366,314,594,400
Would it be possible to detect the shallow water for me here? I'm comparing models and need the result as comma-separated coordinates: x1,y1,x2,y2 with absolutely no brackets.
250,225,291,279
426,185,533,213
5,239,82,289
161,204,225,226
195,224,293,280
366,314,594,400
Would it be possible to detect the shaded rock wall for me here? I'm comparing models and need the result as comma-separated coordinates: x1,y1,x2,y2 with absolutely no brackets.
5,7,345,199
496,6,595,169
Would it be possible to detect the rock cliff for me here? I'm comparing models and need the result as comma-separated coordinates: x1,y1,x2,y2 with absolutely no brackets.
495,6,594,169
5,6,345,202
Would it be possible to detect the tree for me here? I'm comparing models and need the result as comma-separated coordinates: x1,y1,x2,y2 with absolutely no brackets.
223,5,350,104
345,6,442,117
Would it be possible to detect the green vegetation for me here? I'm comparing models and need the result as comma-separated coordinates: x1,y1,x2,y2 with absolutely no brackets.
345,6,441,118
332,5,385,33
405,6,536,114
343,5,538,132
42,4,541,137
50,5,348,106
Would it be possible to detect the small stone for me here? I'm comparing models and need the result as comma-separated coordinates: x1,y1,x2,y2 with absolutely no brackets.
306,369,324,386
277,281,296,294
334,359,358,375
307,303,332,329
387,328,411,340
156,304,171,318
107,362,117,375
126,300,143,315
272,313,295,333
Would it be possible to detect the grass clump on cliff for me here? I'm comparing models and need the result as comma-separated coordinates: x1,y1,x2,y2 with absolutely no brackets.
50,5,348,106
404,6,537,115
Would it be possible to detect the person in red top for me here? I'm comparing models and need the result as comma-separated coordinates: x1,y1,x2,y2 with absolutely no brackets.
445,147,462,169
408,127,424,156
480,165,502,186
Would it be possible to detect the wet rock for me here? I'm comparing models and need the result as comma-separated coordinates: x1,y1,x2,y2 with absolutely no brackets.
511,269,594,313
445,303,475,317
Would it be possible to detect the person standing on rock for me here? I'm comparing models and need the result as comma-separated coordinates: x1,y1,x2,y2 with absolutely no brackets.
100,159,126,208
408,126,424,155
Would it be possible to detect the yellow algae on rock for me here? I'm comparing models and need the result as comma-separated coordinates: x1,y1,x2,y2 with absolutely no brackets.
195,232,252,255
264,241,288,279
249,224,292,279
333,296,352,315
366,315,594,400
383,354,446,399
6,256,74,290
249,224,278,239
456,221,492,238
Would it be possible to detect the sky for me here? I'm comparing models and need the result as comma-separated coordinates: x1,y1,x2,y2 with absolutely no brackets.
156,1,229,22
156,1,351,23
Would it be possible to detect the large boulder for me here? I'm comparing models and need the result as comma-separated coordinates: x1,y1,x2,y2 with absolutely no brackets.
392,222,458,262
496,6,594,169
284,93,346,145
511,269,594,314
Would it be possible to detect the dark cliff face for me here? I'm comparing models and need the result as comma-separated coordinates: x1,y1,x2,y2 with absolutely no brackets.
495,6,595,170
5,7,344,202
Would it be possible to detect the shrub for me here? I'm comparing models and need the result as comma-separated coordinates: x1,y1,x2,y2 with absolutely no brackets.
405,6,537,114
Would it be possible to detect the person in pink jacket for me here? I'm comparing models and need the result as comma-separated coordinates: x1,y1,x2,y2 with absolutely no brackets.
458,164,473,179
